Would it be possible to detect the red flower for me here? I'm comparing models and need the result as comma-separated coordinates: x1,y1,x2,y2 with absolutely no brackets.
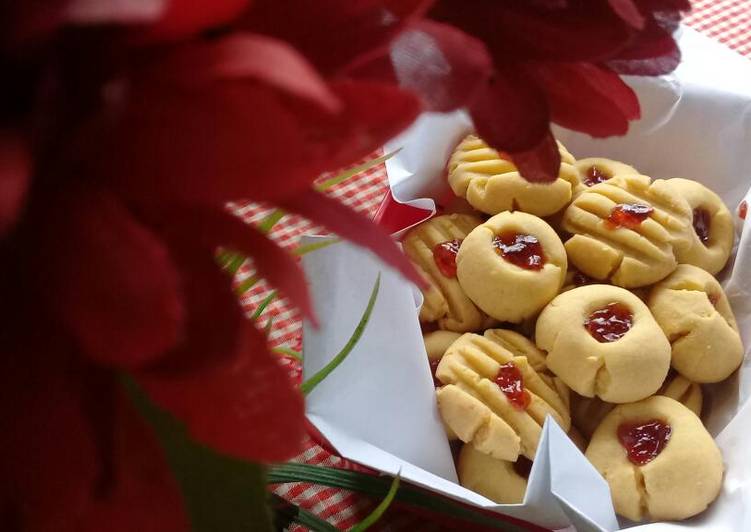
350,0,688,181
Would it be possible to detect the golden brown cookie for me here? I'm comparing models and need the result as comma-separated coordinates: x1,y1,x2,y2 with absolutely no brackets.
457,444,530,504
447,134,580,217
570,373,702,439
667,178,735,274
436,333,570,461
403,214,486,331
659,373,703,417
456,212,567,323
562,174,692,287
483,329,547,372
648,264,743,383
573,158,638,196
536,285,671,403
424,331,463,363
585,396,722,522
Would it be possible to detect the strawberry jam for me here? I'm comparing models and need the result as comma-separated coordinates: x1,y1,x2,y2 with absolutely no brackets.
692,208,711,244
495,362,531,410
585,303,633,343
492,232,545,271
617,420,672,466
606,203,653,230
433,239,462,277
429,359,442,387
740,200,748,220
583,165,611,187
513,456,533,479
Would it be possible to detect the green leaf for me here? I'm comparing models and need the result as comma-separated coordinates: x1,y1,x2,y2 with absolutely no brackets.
292,237,340,256
268,463,525,531
300,273,380,396
315,150,399,191
270,494,339,532
272,346,302,361
350,474,400,532
250,290,277,320
123,377,274,532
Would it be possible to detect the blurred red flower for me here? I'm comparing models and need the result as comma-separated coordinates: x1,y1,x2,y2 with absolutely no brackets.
0,0,687,528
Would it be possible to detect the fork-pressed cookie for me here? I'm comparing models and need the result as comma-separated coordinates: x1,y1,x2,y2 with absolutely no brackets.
447,134,580,217
456,211,567,323
536,285,671,403
666,178,735,274
403,214,486,332
648,264,743,383
561,174,693,287
435,333,570,461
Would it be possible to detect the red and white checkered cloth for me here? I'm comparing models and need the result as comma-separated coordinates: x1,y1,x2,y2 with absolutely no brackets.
240,3,751,529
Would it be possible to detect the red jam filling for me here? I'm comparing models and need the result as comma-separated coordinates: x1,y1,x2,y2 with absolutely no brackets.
740,200,748,220
513,456,533,479
617,419,672,466
583,165,611,187
606,203,654,230
492,232,546,271
692,208,711,244
495,362,531,410
585,303,633,343
433,239,462,278
429,359,442,387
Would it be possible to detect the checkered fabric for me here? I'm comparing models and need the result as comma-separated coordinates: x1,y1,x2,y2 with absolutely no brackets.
240,3,751,529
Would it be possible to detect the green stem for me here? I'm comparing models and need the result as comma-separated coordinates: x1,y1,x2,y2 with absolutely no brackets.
350,474,400,532
300,273,380,396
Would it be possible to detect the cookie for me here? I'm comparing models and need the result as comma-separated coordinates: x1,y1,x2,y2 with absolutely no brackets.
667,178,734,274
403,214,486,331
483,329,547,372
435,333,570,461
536,285,671,403
586,396,723,522
573,158,638,195
457,444,529,504
648,264,743,383
562,174,692,287
570,373,702,439
456,212,567,323
447,134,580,217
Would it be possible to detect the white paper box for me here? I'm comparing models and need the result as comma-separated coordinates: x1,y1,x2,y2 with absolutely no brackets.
302,27,751,531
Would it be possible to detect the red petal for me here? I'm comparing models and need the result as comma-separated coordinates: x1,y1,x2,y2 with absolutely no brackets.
0,343,186,532
430,0,632,63
381,20,493,112
608,21,681,75
100,82,311,206
135,0,250,41
63,0,165,24
43,186,184,369
0,131,30,237
300,80,422,172
242,0,432,75
138,323,305,462
608,0,645,28
147,239,245,373
144,33,341,113
157,207,315,323
509,130,561,184
77,392,188,532
468,71,551,153
529,62,640,137
279,188,424,287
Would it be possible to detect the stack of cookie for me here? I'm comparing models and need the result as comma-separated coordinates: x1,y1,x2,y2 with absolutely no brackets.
405,134,743,523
